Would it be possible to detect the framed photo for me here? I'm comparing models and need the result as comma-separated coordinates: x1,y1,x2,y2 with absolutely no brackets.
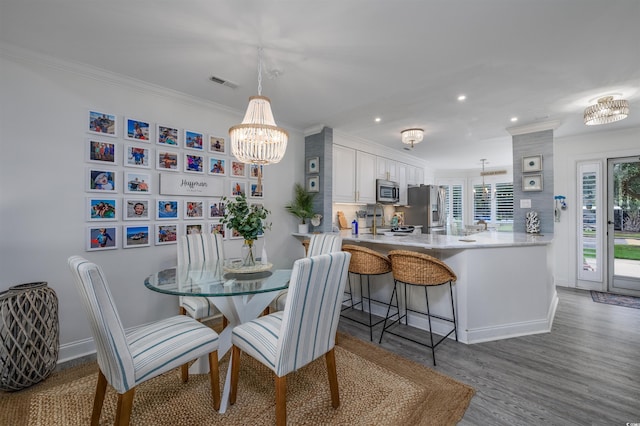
209,221,226,239
208,157,226,175
124,172,151,194
156,199,180,220
185,223,204,235
87,198,118,221
155,223,178,245
87,169,117,193
157,150,179,171
124,117,151,142
87,226,118,251
88,110,117,137
250,182,264,198
184,153,204,173
124,145,151,168
523,174,543,191
230,180,247,197
123,225,150,248
228,224,243,240
522,155,542,172
87,139,117,165
307,176,319,193
209,136,226,154
231,160,246,177
184,130,204,150
249,164,263,179
156,125,179,147
209,198,225,219
307,157,319,174
123,198,150,220
184,200,204,219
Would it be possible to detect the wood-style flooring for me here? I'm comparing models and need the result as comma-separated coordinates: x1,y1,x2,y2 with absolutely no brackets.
337,287,640,426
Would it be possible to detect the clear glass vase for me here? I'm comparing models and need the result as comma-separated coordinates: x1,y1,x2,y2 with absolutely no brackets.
241,239,256,267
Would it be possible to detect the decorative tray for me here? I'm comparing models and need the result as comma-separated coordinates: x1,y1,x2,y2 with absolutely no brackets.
223,262,273,274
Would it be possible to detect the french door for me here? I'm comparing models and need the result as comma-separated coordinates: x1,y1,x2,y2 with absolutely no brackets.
607,156,640,295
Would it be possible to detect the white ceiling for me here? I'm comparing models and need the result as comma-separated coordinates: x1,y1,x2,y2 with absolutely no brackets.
2,0,639,171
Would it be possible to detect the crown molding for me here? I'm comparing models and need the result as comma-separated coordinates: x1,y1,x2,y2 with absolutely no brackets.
506,120,562,136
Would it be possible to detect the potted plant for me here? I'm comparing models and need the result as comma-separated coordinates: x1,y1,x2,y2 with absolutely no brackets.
285,183,316,234
221,193,271,266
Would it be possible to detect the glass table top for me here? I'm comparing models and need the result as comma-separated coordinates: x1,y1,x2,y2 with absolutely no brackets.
144,262,291,297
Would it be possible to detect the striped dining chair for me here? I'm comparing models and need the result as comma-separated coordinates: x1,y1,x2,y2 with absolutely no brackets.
177,233,225,321
269,233,343,312
229,251,351,426
68,256,220,426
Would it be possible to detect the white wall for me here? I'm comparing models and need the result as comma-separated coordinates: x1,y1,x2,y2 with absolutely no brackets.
0,47,305,361
553,127,639,289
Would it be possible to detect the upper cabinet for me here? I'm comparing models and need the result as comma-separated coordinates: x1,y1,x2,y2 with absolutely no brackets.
332,145,377,204
376,157,398,182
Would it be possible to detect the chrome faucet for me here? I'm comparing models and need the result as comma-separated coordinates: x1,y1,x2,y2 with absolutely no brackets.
372,203,385,235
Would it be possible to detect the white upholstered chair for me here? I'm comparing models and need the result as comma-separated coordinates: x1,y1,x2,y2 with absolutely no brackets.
270,233,343,312
68,256,220,426
229,251,351,426
177,233,225,320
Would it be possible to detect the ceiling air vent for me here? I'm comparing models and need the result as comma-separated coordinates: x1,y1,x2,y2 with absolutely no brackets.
209,75,238,89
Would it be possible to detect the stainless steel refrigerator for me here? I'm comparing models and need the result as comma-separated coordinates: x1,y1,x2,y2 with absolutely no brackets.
398,185,446,232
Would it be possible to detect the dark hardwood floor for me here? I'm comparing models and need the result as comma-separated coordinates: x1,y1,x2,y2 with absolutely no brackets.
337,287,640,426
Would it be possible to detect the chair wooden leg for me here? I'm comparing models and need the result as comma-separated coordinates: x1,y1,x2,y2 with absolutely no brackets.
208,351,221,410
181,363,189,383
262,307,270,316
222,315,228,328
115,388,135,426
229,345,241,405
275,375,287,426
325,348,340,409
91,370,108,426
179,306,187,315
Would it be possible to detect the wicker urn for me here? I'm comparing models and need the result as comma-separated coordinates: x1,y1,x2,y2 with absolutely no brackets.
0,282,59,391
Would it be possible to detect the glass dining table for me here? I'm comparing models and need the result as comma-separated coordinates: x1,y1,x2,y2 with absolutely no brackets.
144,261,291,413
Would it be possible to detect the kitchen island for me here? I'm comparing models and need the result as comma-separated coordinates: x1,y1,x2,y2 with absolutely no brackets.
293,230,556,344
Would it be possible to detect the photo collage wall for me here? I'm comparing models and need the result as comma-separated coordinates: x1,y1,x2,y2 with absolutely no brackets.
85,110,265,251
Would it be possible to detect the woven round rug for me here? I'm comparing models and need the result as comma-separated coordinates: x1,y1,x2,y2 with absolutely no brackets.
0,333,475,425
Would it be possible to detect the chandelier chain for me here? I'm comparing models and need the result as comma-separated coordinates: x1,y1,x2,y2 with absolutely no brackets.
257,47,263,96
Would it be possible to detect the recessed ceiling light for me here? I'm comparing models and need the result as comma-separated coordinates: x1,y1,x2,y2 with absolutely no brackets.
510,117,518,122
375,117,381,122
457,95,466,101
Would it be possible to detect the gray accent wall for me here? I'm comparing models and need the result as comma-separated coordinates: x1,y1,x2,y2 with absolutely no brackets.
512,129,554,234
305,127,333,232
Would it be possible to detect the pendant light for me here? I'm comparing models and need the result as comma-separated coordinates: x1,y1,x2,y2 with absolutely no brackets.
229,48,289,165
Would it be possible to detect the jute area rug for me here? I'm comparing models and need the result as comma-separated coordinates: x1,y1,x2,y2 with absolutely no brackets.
0,333,474,425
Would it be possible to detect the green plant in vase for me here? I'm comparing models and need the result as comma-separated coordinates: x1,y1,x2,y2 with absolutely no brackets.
220,193,271,266
285,183,316,233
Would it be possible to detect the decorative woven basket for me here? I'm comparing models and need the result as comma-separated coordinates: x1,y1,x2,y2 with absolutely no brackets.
342,245,392,275
388,250,457,286
0,282,59,391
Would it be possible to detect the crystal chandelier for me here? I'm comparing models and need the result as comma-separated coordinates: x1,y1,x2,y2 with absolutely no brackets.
401,128,424,148
584,96,630,126
229,48,289,164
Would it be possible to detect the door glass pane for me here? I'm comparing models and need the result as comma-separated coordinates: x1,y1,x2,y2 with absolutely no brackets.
578,162,601,281
496,183,514,230
610,159,640,288
473,184,491,222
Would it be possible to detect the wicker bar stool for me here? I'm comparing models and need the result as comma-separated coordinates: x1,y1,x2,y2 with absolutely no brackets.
379,250,458,366
341,245,393,341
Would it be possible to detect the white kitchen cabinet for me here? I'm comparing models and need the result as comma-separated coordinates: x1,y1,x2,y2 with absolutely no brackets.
406,165,417,185
333,145,357,203
376,156,398,181
397,163,408,205
415,167,424,185
332,146,376,204
356,151,377,203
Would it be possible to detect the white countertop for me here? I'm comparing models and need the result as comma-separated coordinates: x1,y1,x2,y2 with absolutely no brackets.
293,229,553,250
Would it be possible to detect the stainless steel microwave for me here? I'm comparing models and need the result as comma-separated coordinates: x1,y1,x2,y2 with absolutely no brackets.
376,179,400,204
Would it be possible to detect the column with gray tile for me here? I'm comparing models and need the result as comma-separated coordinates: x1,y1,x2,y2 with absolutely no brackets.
305,127,333,232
